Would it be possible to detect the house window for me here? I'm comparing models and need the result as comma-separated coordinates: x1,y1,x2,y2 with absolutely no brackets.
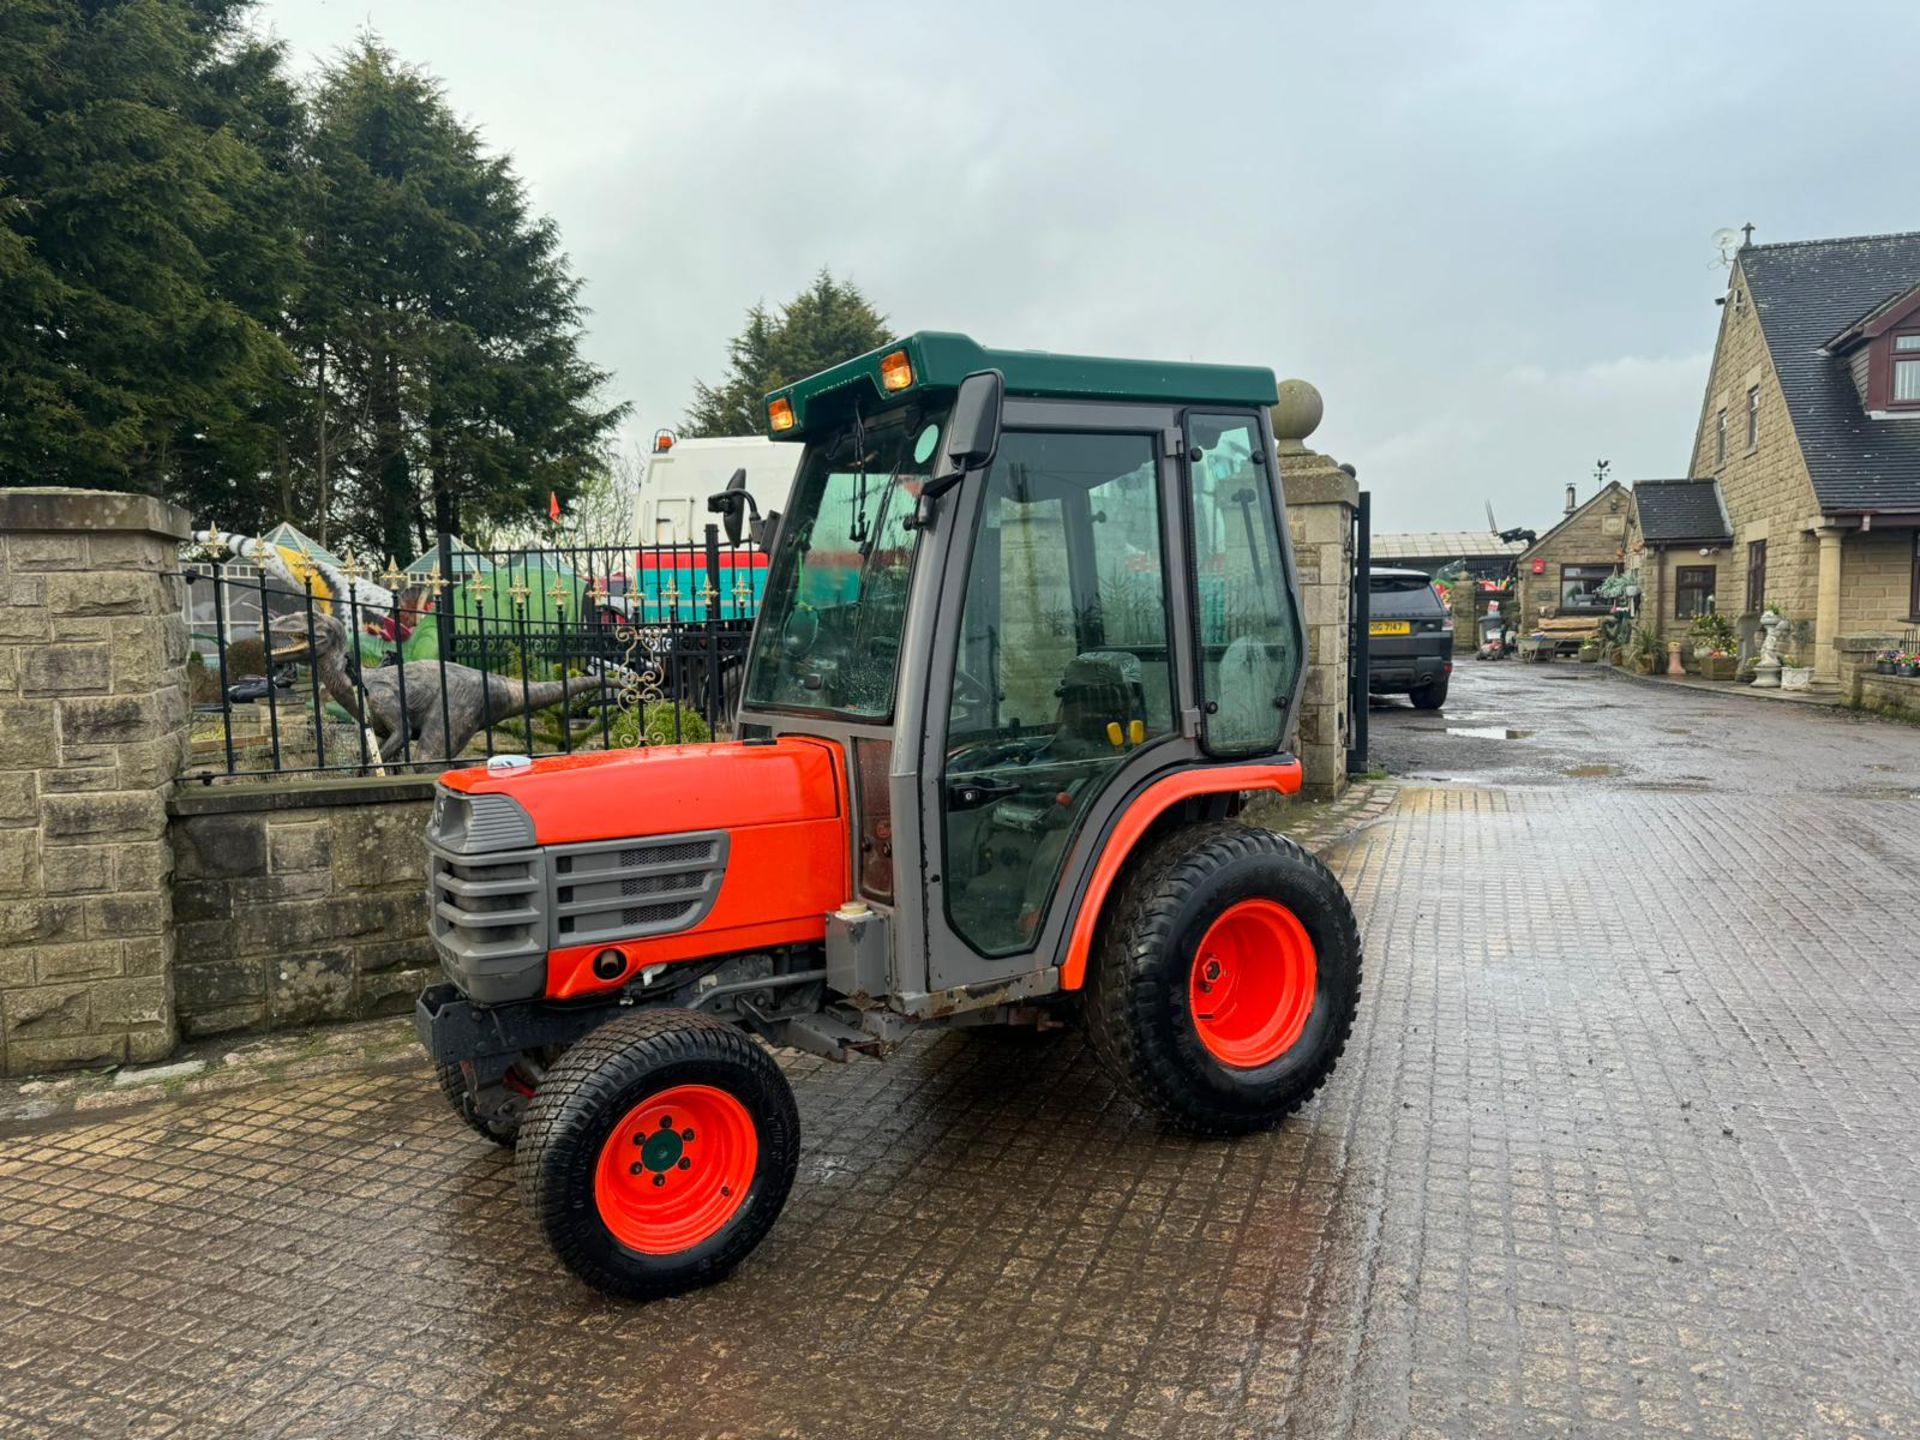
1559,564,1617,613
1894,334,1920,406
1746,387,1759,449
1715,409,1727,465
1746,539,1768,613
1675,565,1716,618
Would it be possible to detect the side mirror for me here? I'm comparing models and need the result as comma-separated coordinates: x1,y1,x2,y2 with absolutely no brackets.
924,369,1004,500
705,467,752,545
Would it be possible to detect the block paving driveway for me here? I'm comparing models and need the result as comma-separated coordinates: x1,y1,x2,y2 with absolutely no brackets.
2,663,1918,1438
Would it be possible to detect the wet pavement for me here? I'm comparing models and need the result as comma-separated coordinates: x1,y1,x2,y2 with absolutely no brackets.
4,663,1920,1438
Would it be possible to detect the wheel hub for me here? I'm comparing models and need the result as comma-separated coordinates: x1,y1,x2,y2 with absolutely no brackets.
594,1084,757,1254
1188,898,1318,1068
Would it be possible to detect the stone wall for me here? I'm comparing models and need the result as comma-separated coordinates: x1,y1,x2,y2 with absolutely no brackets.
0,490,191,1075
1273,381,1357,799
1837,529,1919,633
1836,634,1902,704
169,778,437,1037
1855,672,1920,723
1514,483,1632,625
1688,266,1822,625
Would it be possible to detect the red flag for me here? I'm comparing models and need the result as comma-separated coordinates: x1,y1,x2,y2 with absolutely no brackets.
548,491,562,523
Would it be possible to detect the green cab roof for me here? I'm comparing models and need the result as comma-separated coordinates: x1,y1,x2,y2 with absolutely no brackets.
764,331,1279,439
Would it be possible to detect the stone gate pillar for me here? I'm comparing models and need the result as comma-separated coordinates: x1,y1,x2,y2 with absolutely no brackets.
1272,381,1359,800
0,489,191,1074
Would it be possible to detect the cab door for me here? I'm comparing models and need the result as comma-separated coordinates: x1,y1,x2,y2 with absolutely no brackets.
917,404,1194,986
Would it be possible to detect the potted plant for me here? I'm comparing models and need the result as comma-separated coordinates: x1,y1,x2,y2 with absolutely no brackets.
1702,648,1738,681
1878,650,1898,675
1899,651,1919,679
1578,640,1600,663
1780,650,1814,690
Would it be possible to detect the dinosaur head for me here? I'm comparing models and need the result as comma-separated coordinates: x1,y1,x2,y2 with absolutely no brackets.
269,611,350,666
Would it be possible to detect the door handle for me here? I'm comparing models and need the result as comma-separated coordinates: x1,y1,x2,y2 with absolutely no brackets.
945,777,1019,811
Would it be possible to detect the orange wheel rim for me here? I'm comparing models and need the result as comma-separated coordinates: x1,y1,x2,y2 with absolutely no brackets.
594,1084,757,1254
1188,899,1317,1068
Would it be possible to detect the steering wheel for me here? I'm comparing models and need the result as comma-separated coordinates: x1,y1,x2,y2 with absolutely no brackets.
781,602,819,658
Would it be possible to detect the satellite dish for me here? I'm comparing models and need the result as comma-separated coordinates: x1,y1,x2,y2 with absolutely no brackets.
1711,227,1741,266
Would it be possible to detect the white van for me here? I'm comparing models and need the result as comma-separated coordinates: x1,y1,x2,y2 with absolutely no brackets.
637,434,803,547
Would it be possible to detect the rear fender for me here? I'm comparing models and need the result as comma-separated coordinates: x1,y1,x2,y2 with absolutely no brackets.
1058,760,1303,990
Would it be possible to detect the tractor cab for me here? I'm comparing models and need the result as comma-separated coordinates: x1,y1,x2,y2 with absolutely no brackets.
728,333,1307,1002
417,333,1358,1303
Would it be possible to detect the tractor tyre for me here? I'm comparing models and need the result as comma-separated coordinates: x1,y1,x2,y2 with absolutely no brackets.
515,1009,800,1301
1412,678,1449,710
434,1062,518,1148
1083,821,1362,1136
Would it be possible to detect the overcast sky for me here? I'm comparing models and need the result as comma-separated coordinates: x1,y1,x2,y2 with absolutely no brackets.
255,0,1919,532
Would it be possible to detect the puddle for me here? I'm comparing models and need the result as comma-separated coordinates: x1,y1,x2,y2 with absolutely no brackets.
1661,727,1692,736
1446,727,1535,740
1565,764,1619,778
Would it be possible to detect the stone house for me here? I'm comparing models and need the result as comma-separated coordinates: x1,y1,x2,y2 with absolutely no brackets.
1511,480,1633,626
1628,479,1735,642
1683,231,1920,682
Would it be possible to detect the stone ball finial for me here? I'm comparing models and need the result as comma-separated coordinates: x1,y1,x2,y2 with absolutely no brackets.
1271,379,1323,446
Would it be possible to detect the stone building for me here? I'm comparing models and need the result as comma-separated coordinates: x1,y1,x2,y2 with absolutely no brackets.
1511,480,1633,626
1682,231,1920,681
1628,479,1735,640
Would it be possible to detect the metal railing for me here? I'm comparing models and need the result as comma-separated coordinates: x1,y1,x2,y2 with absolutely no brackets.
180,528,764,782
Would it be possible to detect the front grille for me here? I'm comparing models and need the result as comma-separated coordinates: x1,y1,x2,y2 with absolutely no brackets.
618,838,714,868
548,830,729,947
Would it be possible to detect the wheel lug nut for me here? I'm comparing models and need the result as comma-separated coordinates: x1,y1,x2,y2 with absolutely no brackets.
653,1174,666,1187
677,1158,691,1170
659,1115,673,1129
720,1185,732,1198
630,1162,643,1175
682,1128,695,1141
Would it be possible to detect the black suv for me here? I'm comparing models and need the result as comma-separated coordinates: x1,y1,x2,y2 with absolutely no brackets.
1367,567,1454,709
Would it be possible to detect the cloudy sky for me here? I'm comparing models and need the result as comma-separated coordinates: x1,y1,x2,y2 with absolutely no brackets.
255,0,1918,532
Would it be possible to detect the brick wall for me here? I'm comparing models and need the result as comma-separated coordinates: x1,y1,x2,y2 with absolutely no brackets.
0,490,191,1074
1513,484,1632,625
169,779,437,1037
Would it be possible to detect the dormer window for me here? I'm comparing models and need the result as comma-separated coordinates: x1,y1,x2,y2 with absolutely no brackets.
1894,333,1920,406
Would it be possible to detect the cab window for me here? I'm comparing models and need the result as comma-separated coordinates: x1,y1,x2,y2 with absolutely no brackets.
1186,412,1300,753
942,430,1173,955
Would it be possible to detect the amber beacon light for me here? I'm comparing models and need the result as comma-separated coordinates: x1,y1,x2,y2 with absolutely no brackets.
879,349,914,391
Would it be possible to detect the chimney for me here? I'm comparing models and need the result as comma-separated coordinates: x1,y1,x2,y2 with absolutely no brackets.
1564,483,1576,515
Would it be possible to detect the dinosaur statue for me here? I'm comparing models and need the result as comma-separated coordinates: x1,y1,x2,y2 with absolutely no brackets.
269,612,607,762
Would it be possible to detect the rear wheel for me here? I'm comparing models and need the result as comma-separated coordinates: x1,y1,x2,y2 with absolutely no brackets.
1412,677,1449,710
516,1010,800,1300
1084,822,1362,1135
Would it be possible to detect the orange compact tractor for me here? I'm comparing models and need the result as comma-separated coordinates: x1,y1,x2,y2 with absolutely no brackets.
418,334,1363,1298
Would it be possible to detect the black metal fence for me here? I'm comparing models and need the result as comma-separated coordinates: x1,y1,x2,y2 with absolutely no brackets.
180,528,764,782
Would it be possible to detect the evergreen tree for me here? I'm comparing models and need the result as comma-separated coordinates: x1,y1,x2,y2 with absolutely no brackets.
0,0,301,518
685,272,891,436
301,39,626,560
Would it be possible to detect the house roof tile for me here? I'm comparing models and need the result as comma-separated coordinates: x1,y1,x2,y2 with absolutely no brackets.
1634,479,1732,544
1739,232,1920,512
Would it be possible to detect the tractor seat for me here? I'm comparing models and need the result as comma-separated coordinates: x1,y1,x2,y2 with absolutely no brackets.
1054,652,1144,752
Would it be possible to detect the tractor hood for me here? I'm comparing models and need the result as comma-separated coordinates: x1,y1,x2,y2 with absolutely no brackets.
439,737,843,847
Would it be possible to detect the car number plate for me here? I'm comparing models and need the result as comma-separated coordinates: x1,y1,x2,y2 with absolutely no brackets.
1368,620,1411,636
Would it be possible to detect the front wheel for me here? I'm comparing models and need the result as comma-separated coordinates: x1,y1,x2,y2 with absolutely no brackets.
515,1010,800,1300
1083,822,1362,1135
